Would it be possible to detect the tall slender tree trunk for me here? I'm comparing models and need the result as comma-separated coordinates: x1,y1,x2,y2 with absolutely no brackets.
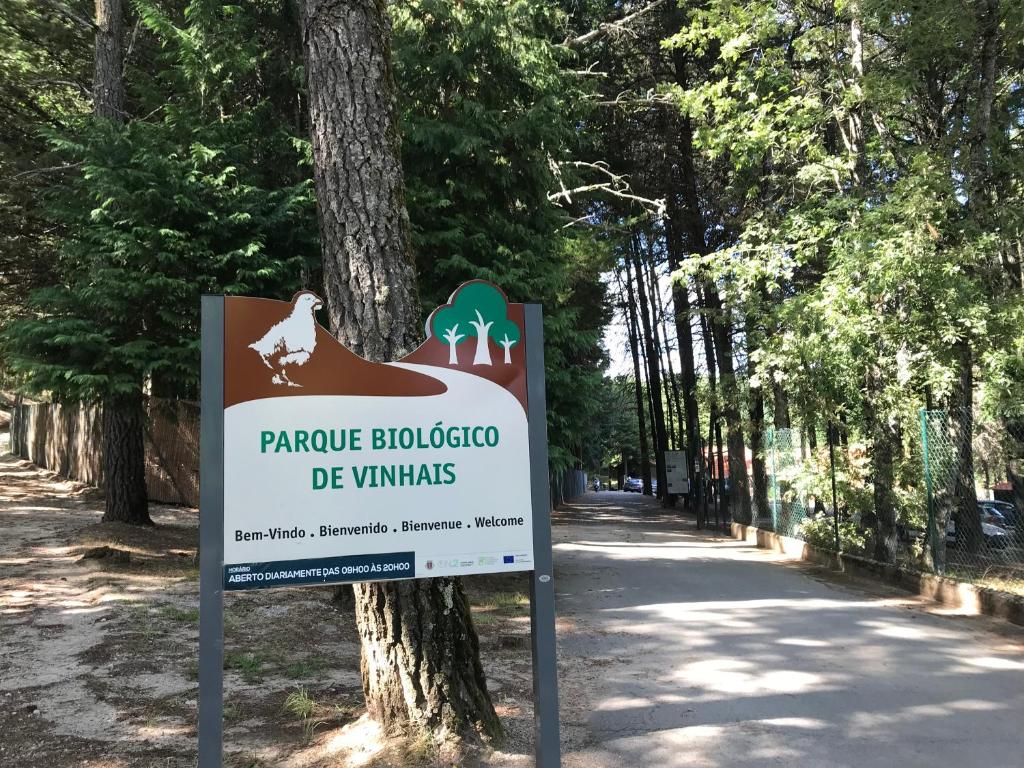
701,282,752,524
623,272,652,494
698,293,726,514
865,358,899,563
94,0,150,525
631,239,668,499
300,0,500,743
93,0,125,122
646,257,676,451
952,340,981,553
745,312,770,523
663,7,705,511
648,251,686,455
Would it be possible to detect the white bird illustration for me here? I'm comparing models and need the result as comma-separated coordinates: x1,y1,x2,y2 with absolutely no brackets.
248,292,324,387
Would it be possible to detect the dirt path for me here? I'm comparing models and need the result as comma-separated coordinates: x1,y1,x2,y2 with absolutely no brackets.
1,447,208,765
0,447,582,767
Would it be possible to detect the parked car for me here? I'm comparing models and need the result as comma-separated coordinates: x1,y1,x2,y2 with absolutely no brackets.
977,501,1009,529
623,477,642,493
979,499,1018,528
946,517,1010,549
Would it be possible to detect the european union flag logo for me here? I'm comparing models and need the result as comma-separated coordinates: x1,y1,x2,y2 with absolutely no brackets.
503,555,515,564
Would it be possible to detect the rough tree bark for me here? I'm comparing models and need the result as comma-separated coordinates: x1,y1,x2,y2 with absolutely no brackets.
94,0,150,525
299,0,501,744
93,0,125,121
101,393,151,524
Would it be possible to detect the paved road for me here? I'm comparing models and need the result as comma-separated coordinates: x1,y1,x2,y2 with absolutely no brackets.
552,491,1024,768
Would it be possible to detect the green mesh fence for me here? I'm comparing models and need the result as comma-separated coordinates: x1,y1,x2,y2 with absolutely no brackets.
921,409,1024,583
766,427,809,537
760,411,1024,593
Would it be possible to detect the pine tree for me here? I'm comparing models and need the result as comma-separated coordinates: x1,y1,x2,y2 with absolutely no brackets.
2,1,317,521
299,0,501,746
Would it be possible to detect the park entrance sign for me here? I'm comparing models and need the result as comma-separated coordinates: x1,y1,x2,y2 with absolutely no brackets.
199,281,560,766
222,281,535,588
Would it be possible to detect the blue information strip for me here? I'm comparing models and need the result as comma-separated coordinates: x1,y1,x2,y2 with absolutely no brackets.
223,551,415,591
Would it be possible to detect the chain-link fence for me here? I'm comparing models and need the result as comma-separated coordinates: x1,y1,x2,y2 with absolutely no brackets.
760,411,1024,594
766,428,809,538
921,410,1024,587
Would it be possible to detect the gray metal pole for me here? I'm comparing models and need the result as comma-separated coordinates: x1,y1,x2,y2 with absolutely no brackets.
198,296,225,768
524,304,561,768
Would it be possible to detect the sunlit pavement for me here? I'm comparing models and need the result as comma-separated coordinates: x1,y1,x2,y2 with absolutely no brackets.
552,491,1024,768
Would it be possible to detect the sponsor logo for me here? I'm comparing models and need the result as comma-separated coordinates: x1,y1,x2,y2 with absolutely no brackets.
478,556,497,566
425,560,434,570
503,555,515,564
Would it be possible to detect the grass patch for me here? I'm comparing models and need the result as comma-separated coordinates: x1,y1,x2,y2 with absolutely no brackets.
158,604,199,623
283,687,327,742
470,610,500,625
283,687,317,720
225,652,265,683
284,656,328,679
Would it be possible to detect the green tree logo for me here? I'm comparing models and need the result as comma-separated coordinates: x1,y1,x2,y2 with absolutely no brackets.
430,282,520,366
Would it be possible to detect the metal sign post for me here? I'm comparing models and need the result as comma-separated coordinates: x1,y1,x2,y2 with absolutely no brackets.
197,289,560,767
524,304,561,768
198,295,225,768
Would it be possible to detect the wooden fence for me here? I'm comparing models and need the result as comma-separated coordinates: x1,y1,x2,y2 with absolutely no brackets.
9,397,200,507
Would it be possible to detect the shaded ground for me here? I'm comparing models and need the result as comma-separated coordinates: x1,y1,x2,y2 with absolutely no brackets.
0,445,568,767
554,492,1024,768
2,444,1023,767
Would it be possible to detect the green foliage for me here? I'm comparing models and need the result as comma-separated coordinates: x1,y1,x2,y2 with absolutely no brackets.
799,516,869,556
0,1,92,346
2,1,317,402
668,0,1024,456
394,0,612,469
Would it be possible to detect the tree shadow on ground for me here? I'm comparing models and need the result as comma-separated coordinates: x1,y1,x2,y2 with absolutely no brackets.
552,492,1024,768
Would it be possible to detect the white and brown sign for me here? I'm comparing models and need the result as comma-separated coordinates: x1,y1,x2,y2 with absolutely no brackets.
219,281,536,590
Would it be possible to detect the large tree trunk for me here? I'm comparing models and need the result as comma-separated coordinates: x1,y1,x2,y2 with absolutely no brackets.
301,0,420,361
300,0,500,744
93,0,125,121
94,0,150,525
101,393,151,524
